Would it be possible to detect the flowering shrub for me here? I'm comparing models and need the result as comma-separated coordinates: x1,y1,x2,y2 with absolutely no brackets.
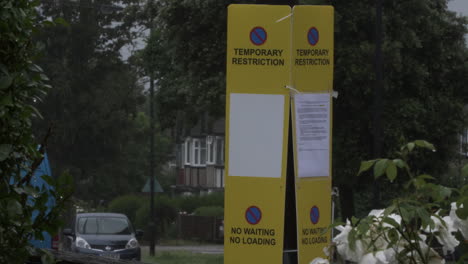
314,141,468,264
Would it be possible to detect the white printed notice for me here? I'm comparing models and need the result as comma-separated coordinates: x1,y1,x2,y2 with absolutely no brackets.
294,93,330,178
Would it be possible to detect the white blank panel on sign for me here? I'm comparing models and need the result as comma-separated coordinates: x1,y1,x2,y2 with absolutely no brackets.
228,93,285,178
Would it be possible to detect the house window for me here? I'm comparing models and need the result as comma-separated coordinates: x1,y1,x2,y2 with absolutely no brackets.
192,138,207,166
184,139,191,165
207,136,216,164
216,137,224,165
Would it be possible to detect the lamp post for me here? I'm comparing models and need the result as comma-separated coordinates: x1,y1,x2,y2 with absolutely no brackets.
372,0,384,208
148,0,157,257
149,71,156,257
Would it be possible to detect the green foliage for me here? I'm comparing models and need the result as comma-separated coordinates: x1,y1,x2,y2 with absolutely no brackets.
143,251,223,264
0,1,71,263
177,192,224,214
141,0,468,220
33,0,174,205
134,195,178,239
194,206,224,217
107,194,145,225
342,141,468,263
141,0,254,130
332,0,468,218
109,192,225,239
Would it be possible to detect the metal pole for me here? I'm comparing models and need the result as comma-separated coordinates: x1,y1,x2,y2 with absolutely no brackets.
149,72,156,256
147,0,157,255
372,0,383,208
254,1,296,263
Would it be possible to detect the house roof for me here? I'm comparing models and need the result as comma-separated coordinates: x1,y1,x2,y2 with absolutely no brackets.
187,117,225,137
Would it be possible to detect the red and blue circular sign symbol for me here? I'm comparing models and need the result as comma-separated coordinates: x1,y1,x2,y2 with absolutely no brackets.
245,206,262,225
310,206,320,224
307,27,319,46
250,27,267,46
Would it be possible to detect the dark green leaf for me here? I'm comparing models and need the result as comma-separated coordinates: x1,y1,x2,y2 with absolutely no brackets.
0,93,13,106
23,186,39,197
407,142,415,152
462,164,468,178
42,20,54,27
348,228,357,251
358,160,375,175
455,198,468,219
383,205,396,216
416,208,432,229
436,186,452,201
392,159,405,169
387,228,399,246
0,63,8,75
54,17,69,27
414,140,435,151
416,174,435,181
7,200,22,215
357,219,371,234
0,75,13,89
41,175,55,186
28,64,43,73
386,162,397,182
0,144,13,161
13,187,27,195
374,159,388,178
382,216,400,228
400,207,412,223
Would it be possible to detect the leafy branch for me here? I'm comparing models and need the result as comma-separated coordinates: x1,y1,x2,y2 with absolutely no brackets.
332,140,468,264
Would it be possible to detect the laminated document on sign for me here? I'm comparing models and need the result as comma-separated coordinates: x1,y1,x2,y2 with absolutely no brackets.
294,93,330,178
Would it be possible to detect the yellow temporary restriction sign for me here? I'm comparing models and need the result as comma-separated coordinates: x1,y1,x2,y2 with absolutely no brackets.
291,6,334,264
225,4,291,264
225,4,334,264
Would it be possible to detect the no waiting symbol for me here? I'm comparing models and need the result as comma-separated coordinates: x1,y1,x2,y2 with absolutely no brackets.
310,206,320,224
250,27,267,46
308,27,319,46
245,206,262,225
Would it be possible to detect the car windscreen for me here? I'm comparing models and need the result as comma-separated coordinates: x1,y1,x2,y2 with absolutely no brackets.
77,217,132,235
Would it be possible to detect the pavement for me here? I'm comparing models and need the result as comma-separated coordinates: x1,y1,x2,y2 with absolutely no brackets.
141,244,224,255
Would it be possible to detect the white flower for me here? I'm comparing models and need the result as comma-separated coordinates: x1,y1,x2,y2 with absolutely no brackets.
359,251,389,264
309,257,329,264
425,214,459,255
450,202,468,240
333,220,365,262
369,209,385,217
322,246,329,257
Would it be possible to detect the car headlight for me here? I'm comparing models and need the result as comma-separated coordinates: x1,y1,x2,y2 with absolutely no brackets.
76,237,91,249
126,238,139,249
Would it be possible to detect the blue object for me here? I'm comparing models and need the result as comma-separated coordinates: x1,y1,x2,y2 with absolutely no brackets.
28,152,55,249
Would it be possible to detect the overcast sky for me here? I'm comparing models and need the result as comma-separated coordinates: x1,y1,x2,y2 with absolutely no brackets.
448,0,468,16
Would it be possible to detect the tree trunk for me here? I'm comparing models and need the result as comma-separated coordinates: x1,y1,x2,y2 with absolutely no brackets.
338,185,355,222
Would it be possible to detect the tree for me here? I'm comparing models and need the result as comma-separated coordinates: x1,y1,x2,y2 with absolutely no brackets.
332,0,468,219
142,0,258,131
142,0,468,220
33,0,171,204
0,1,71,263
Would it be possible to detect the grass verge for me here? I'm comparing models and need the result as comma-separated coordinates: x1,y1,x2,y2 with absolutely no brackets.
142,251,223,264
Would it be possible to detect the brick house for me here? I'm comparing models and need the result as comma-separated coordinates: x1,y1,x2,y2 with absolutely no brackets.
174,118,225,193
